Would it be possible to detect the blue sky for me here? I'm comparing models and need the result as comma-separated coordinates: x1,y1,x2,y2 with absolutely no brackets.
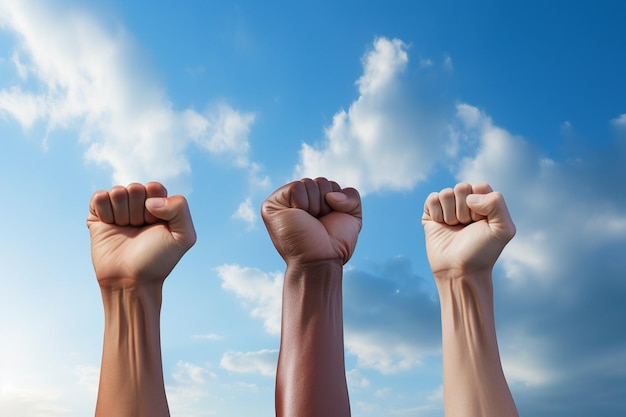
1,0,625,416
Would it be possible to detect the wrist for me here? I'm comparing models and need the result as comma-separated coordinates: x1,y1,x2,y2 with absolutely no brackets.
433,266,493,287
100,280,163,322
285,258,343,275
435,269,494,309
284,259,344,295
283,259,344,318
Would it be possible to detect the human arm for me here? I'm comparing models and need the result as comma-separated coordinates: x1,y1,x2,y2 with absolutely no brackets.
261,177,362,417
422,182,518,417
86,182,196,417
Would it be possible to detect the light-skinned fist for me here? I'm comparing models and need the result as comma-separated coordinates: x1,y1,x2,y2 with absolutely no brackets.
422,182,515,277
87,182,196,288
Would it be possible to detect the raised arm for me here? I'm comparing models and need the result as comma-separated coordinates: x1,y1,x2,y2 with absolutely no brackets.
261,177,362,417
86,182,196,417
422,182,519,417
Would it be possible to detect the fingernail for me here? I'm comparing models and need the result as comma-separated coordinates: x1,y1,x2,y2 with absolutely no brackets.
328,192,347,201
466,194,484,204
146,198,166,209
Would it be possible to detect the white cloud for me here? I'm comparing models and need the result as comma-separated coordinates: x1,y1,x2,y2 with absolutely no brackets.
295,37,451,195
0,1,255,185
451,103,626,398
375,387,391,398
72,365,99,395
453,103,626,286
346,368,370,389
356,38,409,96
0,385,69,417
232,197,257,229
611,113,626,128
418,57,434,68
188,103,255,167
216,264,283,334
218,258,441,376
442,54,453,71
172,361,216,384
345,332,422,374
164,362,220,417
499,330,557,387
220,350,278,377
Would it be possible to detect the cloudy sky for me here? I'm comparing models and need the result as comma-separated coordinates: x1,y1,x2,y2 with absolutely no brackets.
1,0,625,416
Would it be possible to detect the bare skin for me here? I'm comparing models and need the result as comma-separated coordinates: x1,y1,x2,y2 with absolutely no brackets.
87,182,196,417
261,177,362,417
422,182,519,417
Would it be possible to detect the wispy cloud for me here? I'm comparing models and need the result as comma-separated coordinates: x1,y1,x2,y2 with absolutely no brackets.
191,333,224,341
172,361,217,384
0,1,255,185
611,113,626,129
166,362,215,417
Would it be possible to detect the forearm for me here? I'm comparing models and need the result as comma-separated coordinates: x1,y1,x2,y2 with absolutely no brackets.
436,271,518,417
96,281,169,417
276,260,350,417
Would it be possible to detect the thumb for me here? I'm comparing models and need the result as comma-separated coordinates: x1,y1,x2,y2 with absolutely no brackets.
466,192,516,240
145,196,197,249
326,188,362,219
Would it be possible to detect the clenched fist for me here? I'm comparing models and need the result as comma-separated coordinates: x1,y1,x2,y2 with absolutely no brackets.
87,182,196,288
261,177,362,265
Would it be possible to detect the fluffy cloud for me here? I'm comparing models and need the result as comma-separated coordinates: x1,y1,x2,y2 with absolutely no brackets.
231,198,258,229
0,1,255,185
216,257,441,376
454,103,626,287
295,37,452,195
216,264,283,334
452,104,626,413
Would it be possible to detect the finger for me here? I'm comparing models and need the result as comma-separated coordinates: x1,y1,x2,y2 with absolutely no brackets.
439,188,459,225
127,183,147,226
472,182,494,194
466,191,516,241
109,186,130,226
454,182,473,224
88,189,114,225
144,182,168,224
468,182,493,222
423,192,443,223
288,181,309,210
145,195,197,250
325,187,362,221
315,177,335,217
302,178,321,217
261,181,301,223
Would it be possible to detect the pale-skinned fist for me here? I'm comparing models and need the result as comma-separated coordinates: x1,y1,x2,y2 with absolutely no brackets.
422,182,516,277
